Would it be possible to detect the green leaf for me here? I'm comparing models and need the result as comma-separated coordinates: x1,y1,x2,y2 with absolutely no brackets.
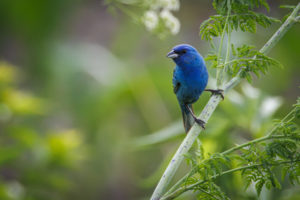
255,179,265,196
273,176,282,189
281,166,289,181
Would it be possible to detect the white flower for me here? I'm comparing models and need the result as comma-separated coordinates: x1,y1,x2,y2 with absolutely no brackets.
160,9,180,34
143,10,159,31
259,97,282,118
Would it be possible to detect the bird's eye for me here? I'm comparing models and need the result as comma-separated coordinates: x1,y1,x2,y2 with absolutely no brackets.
182,50,187,54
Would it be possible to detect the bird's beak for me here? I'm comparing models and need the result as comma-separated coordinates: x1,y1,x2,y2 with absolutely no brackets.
166,50,178,58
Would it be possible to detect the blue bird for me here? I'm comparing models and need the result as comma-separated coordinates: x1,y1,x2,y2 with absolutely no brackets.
167,44,223,133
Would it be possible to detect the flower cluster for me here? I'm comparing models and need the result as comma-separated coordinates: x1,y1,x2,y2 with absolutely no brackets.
142,0,180,35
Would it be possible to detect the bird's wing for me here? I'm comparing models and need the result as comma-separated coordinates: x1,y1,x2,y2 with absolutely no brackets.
173,81,180,94
172,69,181,94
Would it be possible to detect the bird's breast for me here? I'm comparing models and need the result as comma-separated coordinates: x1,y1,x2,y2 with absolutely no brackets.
175,66,208,104
184,67,208,87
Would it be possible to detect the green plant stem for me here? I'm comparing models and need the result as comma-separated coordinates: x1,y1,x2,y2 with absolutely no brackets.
150,95,221,200
218,58,272,68
150,3,300,200
221,135,289,155
216,0,231,88
220,0,232,85
223,29,231,72
163,173,189,197
161,160,300,200
260,5,300,55
265,108,296,137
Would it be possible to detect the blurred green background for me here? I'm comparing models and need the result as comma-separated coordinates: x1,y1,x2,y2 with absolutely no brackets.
0,0,299,199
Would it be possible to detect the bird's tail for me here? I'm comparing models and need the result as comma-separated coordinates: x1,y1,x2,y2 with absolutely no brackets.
180,104,195,133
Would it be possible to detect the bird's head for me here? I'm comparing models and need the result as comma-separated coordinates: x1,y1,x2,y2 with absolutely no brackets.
167,44,204,67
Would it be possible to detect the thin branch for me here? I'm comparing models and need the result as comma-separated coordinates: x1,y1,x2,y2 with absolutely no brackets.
217,58,274,68
216,0,231,88
222,25,231,76
150,3,300,200
161,160,300,200
197,187,218,199
221,135,290,155
266,107,297,137
164,134,295,196
220,0,232,85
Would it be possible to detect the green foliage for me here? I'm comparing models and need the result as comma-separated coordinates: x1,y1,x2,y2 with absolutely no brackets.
201,0,283,85
200,0,279,41
200,13,279,41
232,44,282,82
206,44,282,83
164,97,300,199
196,182,230,200
240,134,299,195
213,0,270,15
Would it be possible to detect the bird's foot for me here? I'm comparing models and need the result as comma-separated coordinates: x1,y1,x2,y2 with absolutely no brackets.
205,89,224,100
194,118,206,129
185,104,206,130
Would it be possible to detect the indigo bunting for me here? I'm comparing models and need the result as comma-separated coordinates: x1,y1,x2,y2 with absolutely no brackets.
167,44,223,133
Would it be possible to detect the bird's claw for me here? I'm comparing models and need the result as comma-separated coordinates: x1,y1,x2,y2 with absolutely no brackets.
194,118,206,129
205,89,224,100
